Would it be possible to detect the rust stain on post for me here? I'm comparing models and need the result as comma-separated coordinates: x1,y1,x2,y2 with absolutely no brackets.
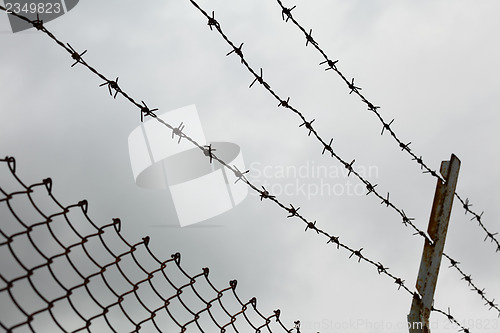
408,154,461,333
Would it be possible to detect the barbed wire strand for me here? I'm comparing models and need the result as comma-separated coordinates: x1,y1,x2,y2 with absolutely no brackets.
184,0,500,318
273,0,500,254
0,7,485,330
0,156,302,333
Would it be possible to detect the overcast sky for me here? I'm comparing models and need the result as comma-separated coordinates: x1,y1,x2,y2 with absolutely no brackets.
1,0,499,332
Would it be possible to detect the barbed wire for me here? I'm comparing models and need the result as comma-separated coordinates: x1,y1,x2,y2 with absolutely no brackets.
0,6,484,330
0,5,416,300
0,156,301,333
184,0,500,318
0,3,422,301
273,0,500,255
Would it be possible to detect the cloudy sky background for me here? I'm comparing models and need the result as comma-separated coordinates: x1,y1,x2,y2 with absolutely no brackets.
1,0,499,332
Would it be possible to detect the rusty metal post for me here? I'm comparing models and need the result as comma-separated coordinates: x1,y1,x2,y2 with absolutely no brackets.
408,154,461,333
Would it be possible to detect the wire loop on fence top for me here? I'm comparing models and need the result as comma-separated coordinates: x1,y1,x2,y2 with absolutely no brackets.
0,157,300,332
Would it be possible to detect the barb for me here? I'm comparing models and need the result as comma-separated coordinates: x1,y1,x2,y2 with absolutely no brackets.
140,101,159,122
272,0,499,253
0,157,301,332
203,144,217,164
171,122,186,144
299,118,315,136
182,0,498,316
99,77,121,99
259,186,275,201
67,43,87,68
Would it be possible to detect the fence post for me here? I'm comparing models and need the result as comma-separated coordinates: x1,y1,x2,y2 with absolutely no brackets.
408,154,461,333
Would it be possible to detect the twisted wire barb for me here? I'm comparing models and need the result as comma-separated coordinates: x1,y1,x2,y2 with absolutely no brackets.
273,0,500,254
0,7,484,329
0,156,300,332
183,0,500,318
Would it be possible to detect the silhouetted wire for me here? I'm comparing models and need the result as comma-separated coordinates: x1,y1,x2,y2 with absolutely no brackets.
273,0,499,255
0,4,416,300
0,6,490,330
0,156,301,333
184,0,499,320
0,5,420,306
